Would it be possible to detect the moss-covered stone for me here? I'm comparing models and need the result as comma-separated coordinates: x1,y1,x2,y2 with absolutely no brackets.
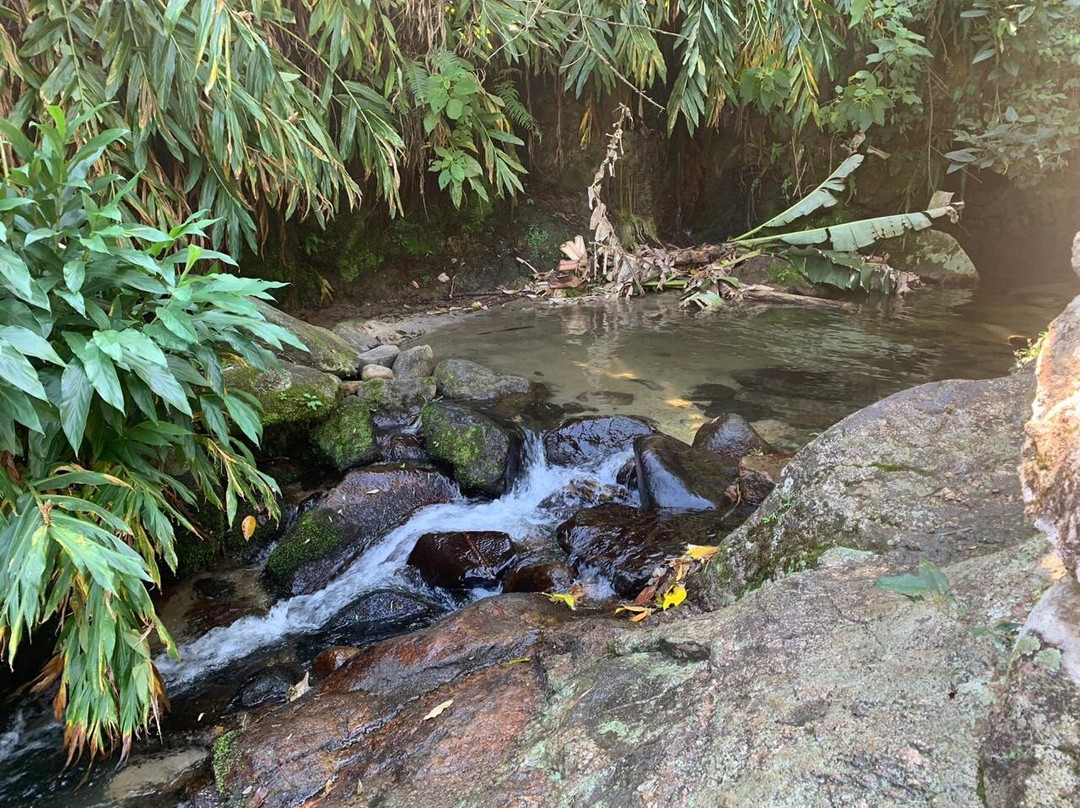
420,402,518,497
212,729,242,796
224,360,342,428
311,399,378,472
354,376,436,413
264,510,342,587
256,303,362,377
886,229,979,288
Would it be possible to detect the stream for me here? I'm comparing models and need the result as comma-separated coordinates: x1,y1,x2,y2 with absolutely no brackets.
0,281,1076,807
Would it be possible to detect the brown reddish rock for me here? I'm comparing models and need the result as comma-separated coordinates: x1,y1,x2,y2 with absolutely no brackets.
634,434,741,511
312,646,362,679
406,531,519,590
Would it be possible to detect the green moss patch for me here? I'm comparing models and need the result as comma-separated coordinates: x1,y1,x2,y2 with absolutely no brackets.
312,400,378,471
265,510,342,586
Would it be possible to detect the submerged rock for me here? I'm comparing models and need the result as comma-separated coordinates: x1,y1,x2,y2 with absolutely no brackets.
420,402,521,497
885,229,979,288
407,531,519,590
1021,295,1080,581
257,303,363,377
698,373,1036,606
265,465,457,595
634,434,740,511
223,360,341,428
433,358,530,400
310,399,378,472
393,344,436,379
692,412,772,462
543,414,655,466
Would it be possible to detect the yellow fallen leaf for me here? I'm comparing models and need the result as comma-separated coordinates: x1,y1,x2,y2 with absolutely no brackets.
241,515,257,540
685,544,719,562
615,604,653,622
504,657,532,665
423,699,454,721
659,583,687,611
545,591,577,610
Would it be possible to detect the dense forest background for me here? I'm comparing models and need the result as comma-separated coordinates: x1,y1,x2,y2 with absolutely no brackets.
3,0,1079,304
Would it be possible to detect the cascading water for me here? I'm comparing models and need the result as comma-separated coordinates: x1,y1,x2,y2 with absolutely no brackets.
156,433,634,691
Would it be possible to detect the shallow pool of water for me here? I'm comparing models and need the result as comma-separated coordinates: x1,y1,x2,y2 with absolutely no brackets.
415,283,1077,444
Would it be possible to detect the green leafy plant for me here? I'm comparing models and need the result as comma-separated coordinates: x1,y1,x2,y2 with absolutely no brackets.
0,108,298,759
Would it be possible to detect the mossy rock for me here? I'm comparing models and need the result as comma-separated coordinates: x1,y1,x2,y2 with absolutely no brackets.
311,400,379,472
433,359,529,401
264,509,343,588
224,360,342,428
257,302,363,377
886,229,979,288
420,402,519,497
354,376,436,414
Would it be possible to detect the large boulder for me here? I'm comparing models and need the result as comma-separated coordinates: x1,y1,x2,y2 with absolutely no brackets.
257,303,363,377
543,415,655,466
224,360,341,428
407,531,519,590
1021,295,1080,581
420,402,521,497
215,536,1059,808
698,373,1036,605
433,358,530,401
885,229,980,288
353,376,437,417
634,434,740,511
310,399,378,472
265,465,458,595
331,318,379,353
692,413,772,462
556,503,742,598
981,575,1080,807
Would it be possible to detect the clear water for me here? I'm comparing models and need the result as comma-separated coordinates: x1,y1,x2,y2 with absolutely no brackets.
417,284,1078,443
2,281,1075,806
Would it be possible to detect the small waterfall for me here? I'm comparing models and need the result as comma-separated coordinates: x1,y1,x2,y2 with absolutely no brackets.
157,433,633,690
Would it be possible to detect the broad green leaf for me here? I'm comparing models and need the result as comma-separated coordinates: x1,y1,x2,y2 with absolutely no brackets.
0,341,47,399
60,361,94,452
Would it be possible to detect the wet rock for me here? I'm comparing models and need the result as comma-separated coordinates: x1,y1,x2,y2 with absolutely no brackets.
233,666,297,710
361,363,394,380
693,412,771,462
885,228,980,288
616,458,637,490
699,373,1037,606
257,303,363,377
218,539,1058,808
982,576,1080,807
634,434,740,511
359,343,401,368
737,467,775,504
265,465,457,595
434,358,530,400
1021,295,1080,581
310,399,378,472
223,360,341,428
312,588,447,650
536,478,628,522
331,318,379,353
378,433,429,464
502,560,576,593
393,344,436,379
420,402,521,497
543,415,655,466
312,646,361,679
407,531,518,590
556,503,738,598
105,747,208,804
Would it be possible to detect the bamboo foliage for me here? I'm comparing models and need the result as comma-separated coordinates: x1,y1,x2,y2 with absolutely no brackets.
0,0,864,253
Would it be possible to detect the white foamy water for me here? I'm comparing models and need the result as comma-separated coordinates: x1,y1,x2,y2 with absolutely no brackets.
157,434,632,690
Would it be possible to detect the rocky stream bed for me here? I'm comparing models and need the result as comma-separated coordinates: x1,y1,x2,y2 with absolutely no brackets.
1,264,1079,808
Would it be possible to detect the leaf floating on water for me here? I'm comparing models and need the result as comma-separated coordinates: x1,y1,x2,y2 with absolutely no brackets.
240,515,257,540
288,672,310,702
659,583,687,611
423,699,454,721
